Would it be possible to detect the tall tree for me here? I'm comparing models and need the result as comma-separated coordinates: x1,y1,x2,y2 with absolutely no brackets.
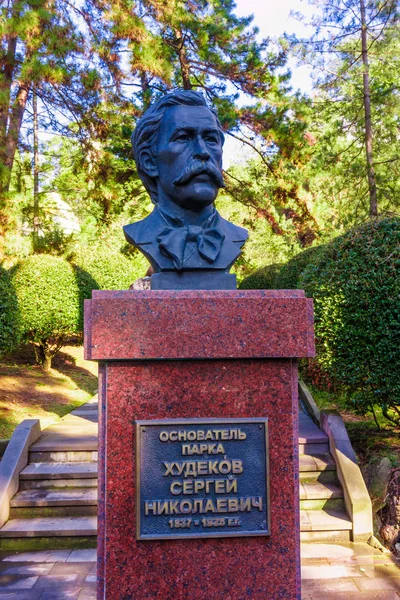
291,0,399,219
0,0,120,237
359,0,378,216
84,0,319,244
1,0,321,258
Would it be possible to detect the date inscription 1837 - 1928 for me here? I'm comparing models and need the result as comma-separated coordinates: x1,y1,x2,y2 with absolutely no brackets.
136,419,270,540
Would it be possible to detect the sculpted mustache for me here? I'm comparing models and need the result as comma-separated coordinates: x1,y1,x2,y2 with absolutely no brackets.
173,160,225,188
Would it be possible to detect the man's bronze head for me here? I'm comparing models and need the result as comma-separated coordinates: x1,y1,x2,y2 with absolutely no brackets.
132,90,225,209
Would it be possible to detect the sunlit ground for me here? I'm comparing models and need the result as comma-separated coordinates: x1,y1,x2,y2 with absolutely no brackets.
0,344,98,439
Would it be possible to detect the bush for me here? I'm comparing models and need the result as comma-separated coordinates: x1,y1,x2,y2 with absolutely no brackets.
71,247,143,291
239,263,282,289
274,246,325,289
72,265,100,331
300,217,400,425
238,246,324,291
0,266,20,357
10,255,81,370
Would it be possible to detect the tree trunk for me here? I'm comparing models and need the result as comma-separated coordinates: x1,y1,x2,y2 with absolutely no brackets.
140,71,152,110
4,83,31,174
360,0,378,218
33,344,45,366
0,38,17,143
33,87,40,251
174,30,192,89
33,343,52,371
0,0,20,140
41,351,52,372
0,1,22,237
0,82,31,234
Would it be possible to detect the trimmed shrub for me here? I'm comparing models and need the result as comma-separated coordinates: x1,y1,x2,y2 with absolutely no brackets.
274,245,325,289
10,255,81,370
72,265,100,331
71,247,143,291
239,246,324,291
0,266,20,357
300,217,400,425
239,263,282,290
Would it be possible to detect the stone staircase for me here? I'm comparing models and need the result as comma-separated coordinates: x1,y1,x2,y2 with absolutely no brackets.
299,410,352,542
0,397,357,549
0,399,98,551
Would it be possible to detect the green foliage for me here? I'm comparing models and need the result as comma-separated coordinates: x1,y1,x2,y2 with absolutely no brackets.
216,191,301,282
0,0,106,214
238,243,324,290
10,255,81,369
274,245,325,289
223,98,321,249
71,246,146,291
239,263,282,290
300,217,400,425
72,266,99,332
0,266,20,357
290,0,400,226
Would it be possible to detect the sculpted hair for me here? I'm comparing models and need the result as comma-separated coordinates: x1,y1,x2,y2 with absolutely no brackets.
132,90,225,203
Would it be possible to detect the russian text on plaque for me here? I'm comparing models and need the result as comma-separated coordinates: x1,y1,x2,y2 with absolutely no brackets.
136,418,270,540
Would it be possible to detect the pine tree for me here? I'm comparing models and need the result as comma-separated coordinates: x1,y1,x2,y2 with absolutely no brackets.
0,0,120,236
90,0,319,245
291,0,399,219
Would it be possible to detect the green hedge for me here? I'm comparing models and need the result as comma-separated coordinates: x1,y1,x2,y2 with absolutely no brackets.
300,217,400,424
274,246,325,289
239,246,324,291
10,255,81,370
71,247,142,291
72,265,100,331
0,266,20,357
239,263,282,289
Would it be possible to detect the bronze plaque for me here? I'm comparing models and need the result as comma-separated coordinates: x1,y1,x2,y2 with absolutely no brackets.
136,418,270,540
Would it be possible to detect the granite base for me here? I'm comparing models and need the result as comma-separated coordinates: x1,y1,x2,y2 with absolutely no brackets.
84,291,315,600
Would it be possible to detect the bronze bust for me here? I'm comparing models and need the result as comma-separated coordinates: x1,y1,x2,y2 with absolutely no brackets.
124,90,248,289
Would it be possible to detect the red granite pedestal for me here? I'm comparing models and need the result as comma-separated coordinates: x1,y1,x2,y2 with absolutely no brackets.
85,290,315,600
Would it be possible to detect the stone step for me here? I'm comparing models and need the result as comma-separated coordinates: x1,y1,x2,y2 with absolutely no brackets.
0,536,97,552
11,488,98,508
69,409,99,418
20,462,98,480
10,505,98,518
20,478,98,490
300,497,345,511
299,442,330,454
0,517,97,538
29,450,98,463
299,453,336,477
298,411,328,443
300,528,351,542
300,481,345,511
300,508,352,532
30,436,98,453
300,481,343,500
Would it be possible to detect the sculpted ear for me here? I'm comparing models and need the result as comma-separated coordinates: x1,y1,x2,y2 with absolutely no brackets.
141,151,158,178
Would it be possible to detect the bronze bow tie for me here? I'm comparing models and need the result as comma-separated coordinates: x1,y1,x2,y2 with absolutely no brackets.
157,211,225,270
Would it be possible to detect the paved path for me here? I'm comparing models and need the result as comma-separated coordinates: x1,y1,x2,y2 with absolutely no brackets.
0,549,96,599
0,542,398,599
0,399,398,597
302,542,400,599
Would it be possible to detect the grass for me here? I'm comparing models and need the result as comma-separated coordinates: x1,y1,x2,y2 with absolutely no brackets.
306,382,400,467
0,342,98,439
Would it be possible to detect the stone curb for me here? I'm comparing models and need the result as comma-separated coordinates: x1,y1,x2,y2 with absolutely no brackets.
298,381,373,543
320,410,373,543
299,380,320,424
0,420,41,529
